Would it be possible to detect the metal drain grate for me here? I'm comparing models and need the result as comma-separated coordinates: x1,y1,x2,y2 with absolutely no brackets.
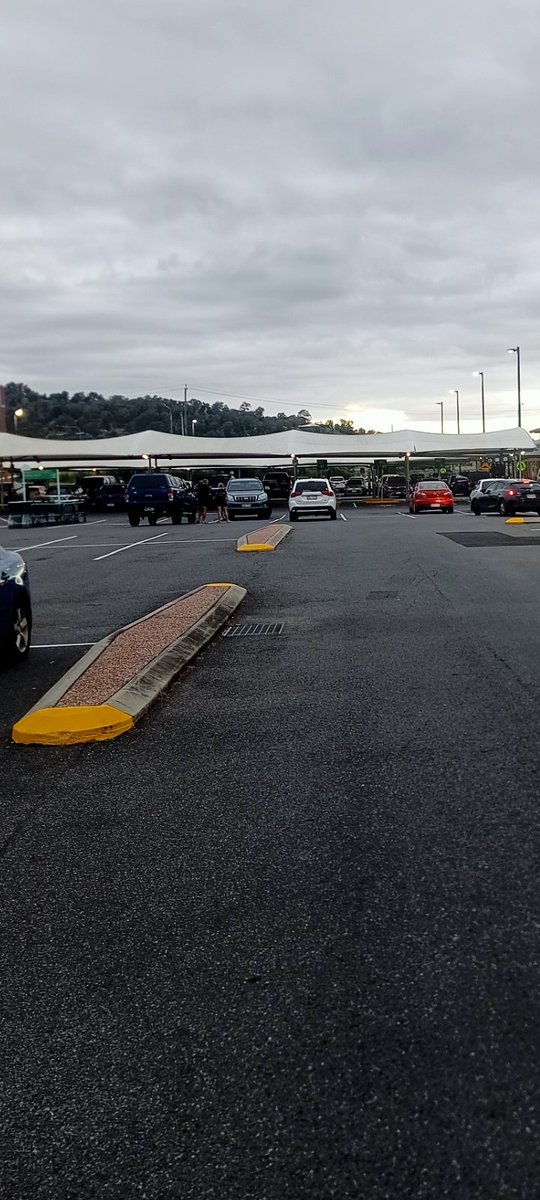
438,532,540,548
223,621,284,638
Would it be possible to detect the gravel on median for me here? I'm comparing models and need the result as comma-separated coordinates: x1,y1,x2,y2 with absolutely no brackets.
58,586,229,708
244,523,280,544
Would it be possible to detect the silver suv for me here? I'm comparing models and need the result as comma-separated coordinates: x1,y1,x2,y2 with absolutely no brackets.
226,478,272,520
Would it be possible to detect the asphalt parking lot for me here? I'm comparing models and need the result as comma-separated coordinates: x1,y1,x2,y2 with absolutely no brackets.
1,504,539,1198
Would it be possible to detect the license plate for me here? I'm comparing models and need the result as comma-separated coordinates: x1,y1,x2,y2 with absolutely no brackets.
430,504,440,508
106,503,114,508
306,494,319,499
241,502,251,507
144,506,154,513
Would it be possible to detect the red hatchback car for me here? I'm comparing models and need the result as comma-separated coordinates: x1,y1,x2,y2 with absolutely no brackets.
409,480,454,514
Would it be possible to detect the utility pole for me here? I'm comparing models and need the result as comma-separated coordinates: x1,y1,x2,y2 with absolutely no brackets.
182,385,187,437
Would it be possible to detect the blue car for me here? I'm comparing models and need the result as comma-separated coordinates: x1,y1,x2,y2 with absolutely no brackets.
0,546,32,663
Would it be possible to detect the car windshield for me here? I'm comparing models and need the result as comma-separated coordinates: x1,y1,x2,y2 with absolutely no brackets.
228,480,262,492
294,480,327,492
129,475,169,490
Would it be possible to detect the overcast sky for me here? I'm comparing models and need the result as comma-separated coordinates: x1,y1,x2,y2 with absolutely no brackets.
1,0,539,431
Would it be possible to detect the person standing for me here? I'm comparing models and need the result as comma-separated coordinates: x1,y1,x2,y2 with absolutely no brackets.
196,477,210,524
216,482,228,522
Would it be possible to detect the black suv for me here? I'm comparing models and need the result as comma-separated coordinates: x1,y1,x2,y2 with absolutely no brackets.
471,478,540,517
126,473,196,526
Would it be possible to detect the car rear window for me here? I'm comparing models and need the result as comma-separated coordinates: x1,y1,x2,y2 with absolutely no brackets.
293,480,327,492
129,475,169,490
418,480,448,489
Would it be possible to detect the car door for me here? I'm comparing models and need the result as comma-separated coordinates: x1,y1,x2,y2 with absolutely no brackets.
480,482,499,511
0,554,15,636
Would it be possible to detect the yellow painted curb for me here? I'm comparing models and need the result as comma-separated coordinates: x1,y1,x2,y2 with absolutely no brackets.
12,704,134,746
506,517,525,524
237,543,275,552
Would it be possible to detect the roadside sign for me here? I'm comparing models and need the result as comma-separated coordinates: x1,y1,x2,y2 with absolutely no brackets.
439,467,447,475
517,460,526,471
480,462,490,472
22,468,57,482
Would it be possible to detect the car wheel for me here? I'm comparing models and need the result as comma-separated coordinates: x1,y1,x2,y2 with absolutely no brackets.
148,514,158,526
171,512,182,525
228,511,235,520
188,512,196,524
128,513,140,526
448,506,454,514
289,510,298,522
6,597,31,662
498,500,508,516
329,508,337,520
471,501,480,515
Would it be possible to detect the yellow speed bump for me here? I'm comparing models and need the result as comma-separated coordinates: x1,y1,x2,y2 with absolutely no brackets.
12,704,133,746
506,517,525,524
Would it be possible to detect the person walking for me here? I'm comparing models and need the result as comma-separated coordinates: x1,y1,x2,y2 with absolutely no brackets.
216,482,229,522
196,477,211,524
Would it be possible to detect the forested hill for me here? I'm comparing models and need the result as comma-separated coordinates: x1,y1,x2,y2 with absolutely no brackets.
4,383,373,440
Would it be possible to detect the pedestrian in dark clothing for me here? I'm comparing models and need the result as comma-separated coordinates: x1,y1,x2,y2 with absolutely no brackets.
216,483,228,522
196,478,211,523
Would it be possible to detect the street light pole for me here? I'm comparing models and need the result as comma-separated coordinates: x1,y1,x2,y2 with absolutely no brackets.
507,346,522,426
161,403,173,434
14,407,24,433
183,384,188,437
436,401,444,434
450,389,460,434
473,371,485,432
192,418,197,436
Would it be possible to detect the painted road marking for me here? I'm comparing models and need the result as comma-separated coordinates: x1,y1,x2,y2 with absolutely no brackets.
85,519,107,525
94,532,169,561
32,642,94,649
14,534,78,552
398,512,416,519
340,512,347,521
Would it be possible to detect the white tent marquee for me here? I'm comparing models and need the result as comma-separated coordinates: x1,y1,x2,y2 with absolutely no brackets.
0,426,537,467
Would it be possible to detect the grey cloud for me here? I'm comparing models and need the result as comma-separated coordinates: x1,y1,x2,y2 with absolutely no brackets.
1,0,539,428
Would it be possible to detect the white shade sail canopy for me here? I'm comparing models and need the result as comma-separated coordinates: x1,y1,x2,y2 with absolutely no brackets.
0,426,537,465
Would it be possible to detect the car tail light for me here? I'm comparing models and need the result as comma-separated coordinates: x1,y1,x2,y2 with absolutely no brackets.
290,490,300,498
168,489,174,500
506,489,516,496
322,488,334,496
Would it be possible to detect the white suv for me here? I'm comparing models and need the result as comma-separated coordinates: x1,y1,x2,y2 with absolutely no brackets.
289,478,337,521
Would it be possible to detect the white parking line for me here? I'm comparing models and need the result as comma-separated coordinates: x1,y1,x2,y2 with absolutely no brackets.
0,515,8,524
94,532,168,561
32,641,94,649
398,512,416,519
340,512,347,521
14,534,78,552
86,519,107,525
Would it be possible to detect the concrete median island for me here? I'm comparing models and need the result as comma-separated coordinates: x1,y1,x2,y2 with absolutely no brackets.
12,582,246,745
236,523,291,552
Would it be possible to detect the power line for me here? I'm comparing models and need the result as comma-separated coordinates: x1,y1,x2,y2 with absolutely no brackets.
167,384,358,416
